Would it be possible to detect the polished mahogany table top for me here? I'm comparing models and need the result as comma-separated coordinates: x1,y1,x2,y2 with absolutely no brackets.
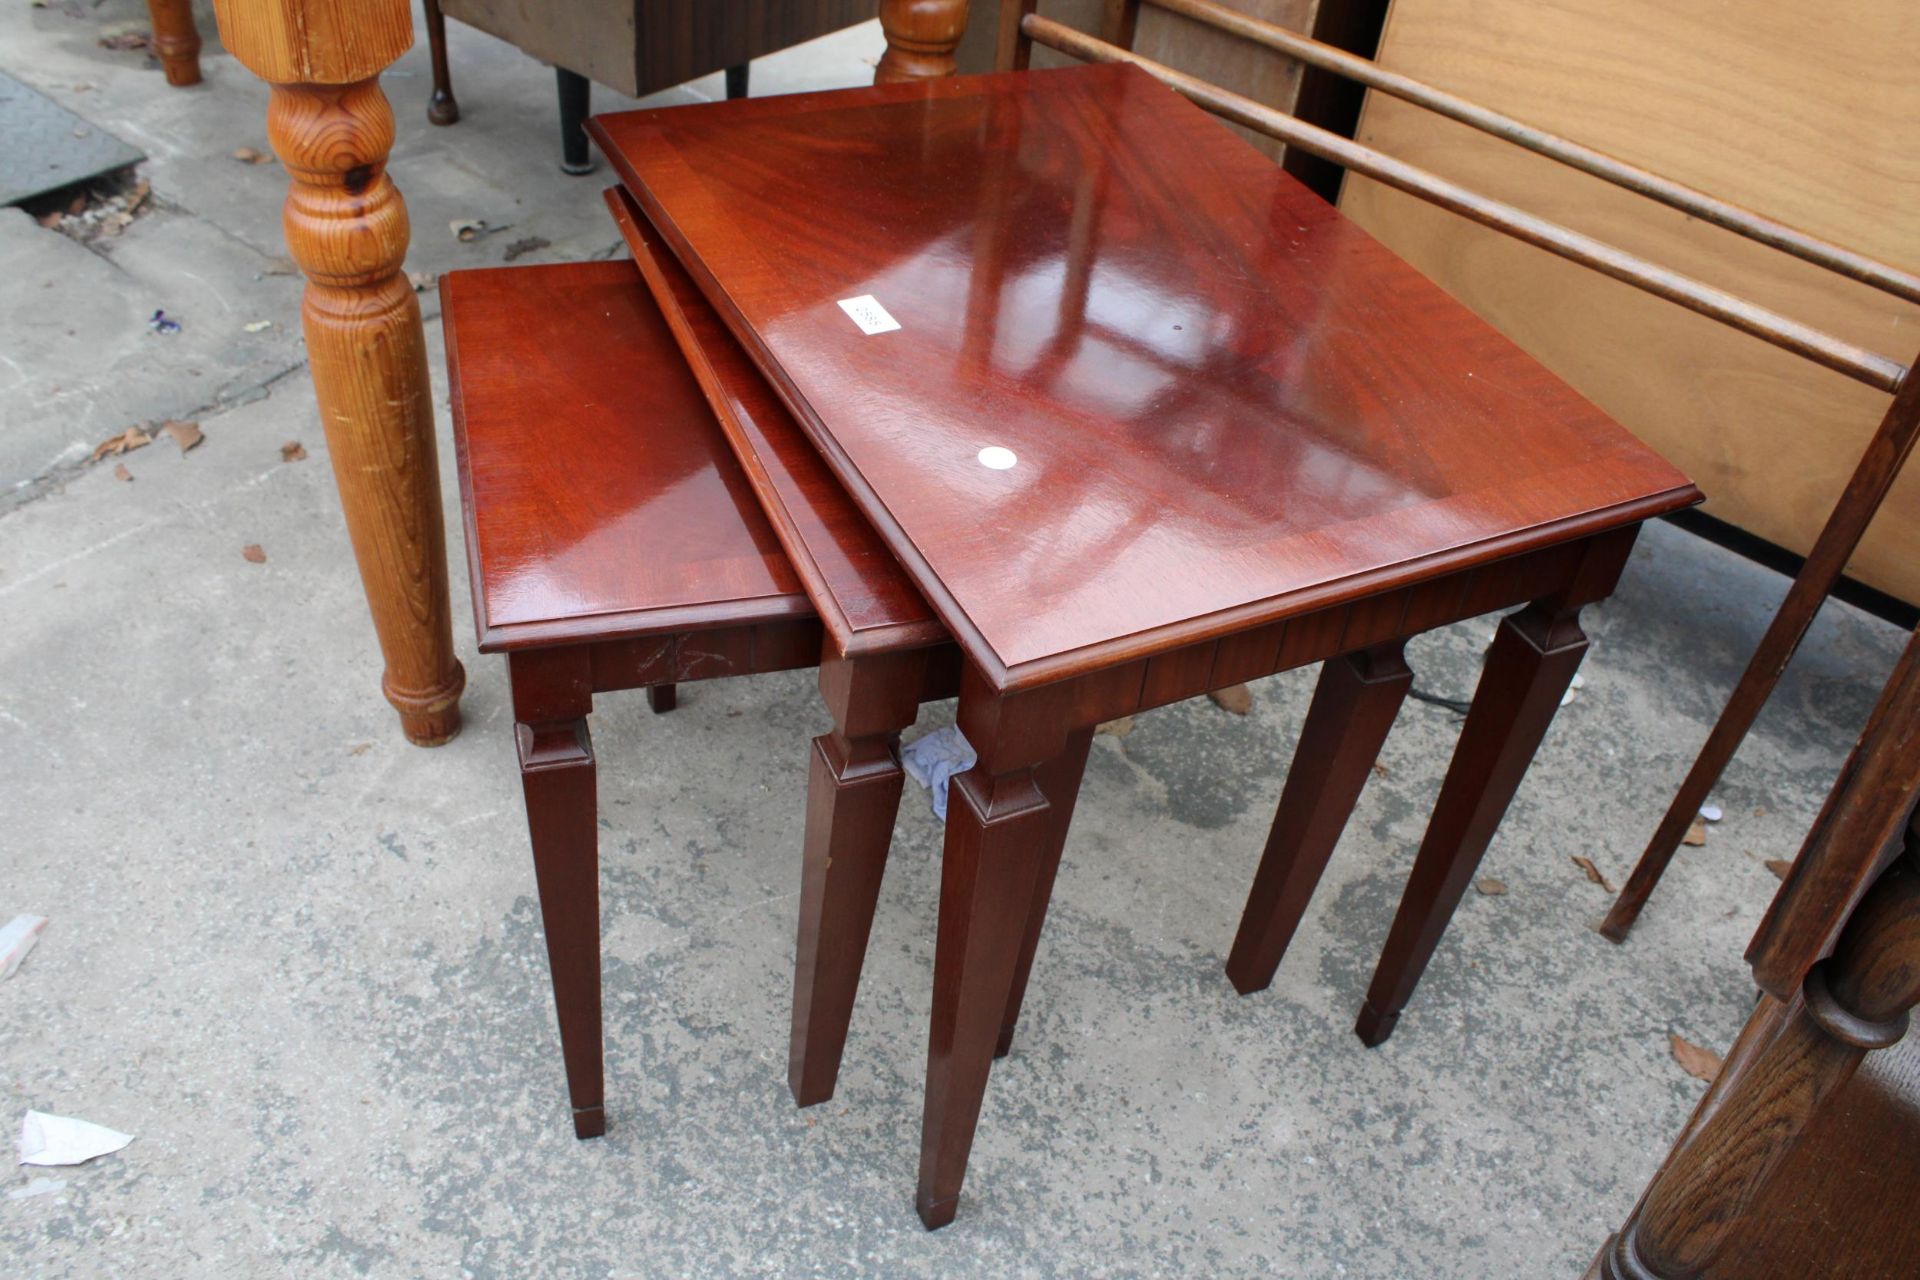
443,261,809,652
603,185,946,661
591,63,1697,692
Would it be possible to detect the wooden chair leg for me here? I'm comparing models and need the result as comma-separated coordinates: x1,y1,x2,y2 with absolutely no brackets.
877,0,971,82
1226,643,1413,995
556,68,594,175
994,725,1094,1058
1355,603,1588,1047
516,715,605,1139
1600,357,1920,942
917,720,1060,1229
423,0,460,125
647,684,677,714
789,650,927,1107
148,0,202,87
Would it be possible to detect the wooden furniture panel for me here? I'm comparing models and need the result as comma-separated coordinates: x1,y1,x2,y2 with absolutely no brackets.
442,261,806,652
440,0,877,98
593,63,1694,689
1340,0,1920,604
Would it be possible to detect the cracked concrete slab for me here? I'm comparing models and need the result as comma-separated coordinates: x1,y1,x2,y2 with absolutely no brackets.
0,2,1909,1277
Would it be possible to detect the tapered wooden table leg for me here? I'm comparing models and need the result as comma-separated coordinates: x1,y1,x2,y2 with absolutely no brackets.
877,0,971,82
995,725,1095,1058
510,650,604,1138
1356,603,1588,1046
917,707,1058,1229
215,0,466,747
1227,643,1413,995
790,650,926,1107
148,0,202,86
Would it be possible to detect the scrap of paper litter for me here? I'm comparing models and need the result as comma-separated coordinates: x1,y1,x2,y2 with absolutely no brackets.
1,914,48,979
18,1111,134,1167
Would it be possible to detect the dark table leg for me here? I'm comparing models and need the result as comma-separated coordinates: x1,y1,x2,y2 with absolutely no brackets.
789,650,927,1107
423,0,459,124
995,725,1095,1058
646,684,677,714
917,692,1066,1229
556,68,594,175
1227,642,1413,995
508,649,605,1138
725,63,750,100
1355,602,1588,1047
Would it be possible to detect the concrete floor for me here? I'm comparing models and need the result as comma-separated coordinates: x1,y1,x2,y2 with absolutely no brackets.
0,4,1909,1277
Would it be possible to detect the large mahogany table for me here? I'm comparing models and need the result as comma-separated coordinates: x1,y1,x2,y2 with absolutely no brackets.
592,63,1698,1228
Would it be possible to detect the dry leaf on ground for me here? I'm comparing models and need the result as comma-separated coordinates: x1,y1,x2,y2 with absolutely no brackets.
280,441,307,462
232,147,272,165
1670,1033,1722,1083
1095,716,1134,739
408,271,438,293
1571,855,1616,892
162,420,204,453
1765,859,1793,880
113,463,132,482
1371,761,1390,778
1476,878,1507,896
91,426,151,461
241,544,266,564
1683,819,1709,847
1209,684,1253,715
502,236,550,262
450,218,487,242
97,31,150,51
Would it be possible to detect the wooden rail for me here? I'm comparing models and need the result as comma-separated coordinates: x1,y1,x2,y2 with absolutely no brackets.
1019,14,1908,393
1142,0,1920,306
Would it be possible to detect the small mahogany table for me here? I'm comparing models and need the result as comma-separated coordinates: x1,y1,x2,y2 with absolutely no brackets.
444,259,823,1137
592,63,1699,1228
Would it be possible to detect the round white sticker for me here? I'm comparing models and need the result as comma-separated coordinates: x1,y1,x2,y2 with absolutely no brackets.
977,446,1017,470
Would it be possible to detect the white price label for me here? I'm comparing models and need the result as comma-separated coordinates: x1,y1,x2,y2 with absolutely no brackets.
836,294,901,336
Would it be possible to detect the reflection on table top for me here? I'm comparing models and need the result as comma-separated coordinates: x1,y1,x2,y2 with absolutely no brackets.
593,63,1697,690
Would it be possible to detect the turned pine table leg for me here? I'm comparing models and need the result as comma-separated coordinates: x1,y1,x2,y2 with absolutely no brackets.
148,0,203,86
213,0,465,746
877,0,971,82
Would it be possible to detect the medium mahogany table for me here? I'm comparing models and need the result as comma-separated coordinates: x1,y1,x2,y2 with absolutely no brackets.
592,63,1699,1228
